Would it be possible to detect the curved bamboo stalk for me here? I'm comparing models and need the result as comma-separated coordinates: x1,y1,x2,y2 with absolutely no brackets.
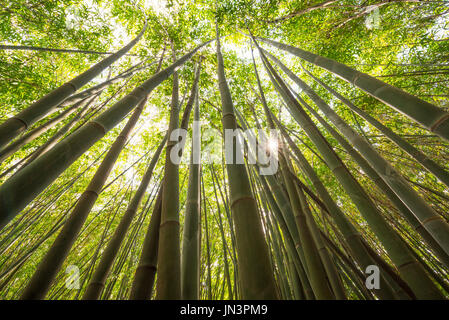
59,60,151,107
294,89,449,268
0,99,86,164
264,50,449,258
129,60,198,299
301,65,449,189
19,97,149,300
0,39,212,230
128,188,163,299
82,135,167,299
259,175,315,300
254,36,449,141
155,43,183,300
17,95,99,172
257,46,444,299
201,175,213,300
210,165,234,300
295,185,347,299
0,59,152,165
249,45,391,298
216,24,278,300
235,107,316,300
0,21,149,150
278,148,335,299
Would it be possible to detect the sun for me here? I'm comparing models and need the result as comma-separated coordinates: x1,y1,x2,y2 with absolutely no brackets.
266,136,279,154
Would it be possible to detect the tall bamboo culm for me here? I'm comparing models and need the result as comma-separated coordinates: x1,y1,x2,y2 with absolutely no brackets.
264,50,449,258
155,45,182,300
0,21,149,150
301,65,449,189
82,134,167,299
0,39,212,230
216,24,278,299
181,62,202,299
248,39,396,299
257,45,444,299
130,58,201,299
19,97,149,300
255,36,449,142
19,50,167,300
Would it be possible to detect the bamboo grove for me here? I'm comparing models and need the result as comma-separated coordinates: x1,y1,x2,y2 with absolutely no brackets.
0,0,448,300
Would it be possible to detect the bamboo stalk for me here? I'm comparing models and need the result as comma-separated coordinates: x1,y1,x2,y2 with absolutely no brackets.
19,98,150,300
257,45,444,299
82,135,167,299
216,24,278,299
265,50,449,259
0,39,212,230
302,65,449,189
0,21,149,149
181,62,202,299
255,36,449,141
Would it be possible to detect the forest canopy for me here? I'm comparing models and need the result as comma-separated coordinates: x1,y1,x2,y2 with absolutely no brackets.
0,0,448,300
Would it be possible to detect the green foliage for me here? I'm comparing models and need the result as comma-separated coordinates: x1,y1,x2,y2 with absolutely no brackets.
0,0,448,299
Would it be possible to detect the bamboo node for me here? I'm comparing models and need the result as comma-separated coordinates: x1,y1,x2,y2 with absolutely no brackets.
160,219,180,228
90,121,107,135
397,260,417,270
66,81,78,92
221,112,236,121
10,117,29,130
352,72,362,85
230,196,256,209
421,215,444,226
84,189,100,198
430,113,449,132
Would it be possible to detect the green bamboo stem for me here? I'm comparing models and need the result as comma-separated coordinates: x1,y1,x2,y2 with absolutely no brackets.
255,36,449,141
82,135,167,299
201,174,213,300
0,99,87,164
264,206,294,299
210,170,233,299
302,65,449,189
248,45,382,299
19,98,149,300
235,105,315,300
216,24,278,300
0,39,212,230
60,60,153,107
259,175,315,300
129,59,199,300
295,185,347,299
265,50,449,259
0,21,149,150
181,63,202,299
255,173,303,300
155,44,182,299
17,95,98,172
247,49,317,299
279,148,335,299
294,89,449,268
128,188,163,299
259,49,444,299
